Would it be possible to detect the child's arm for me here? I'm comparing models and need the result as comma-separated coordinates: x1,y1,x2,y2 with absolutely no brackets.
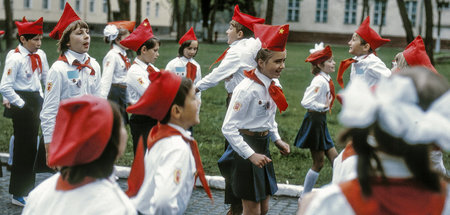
301,79,328,111
99,52,118,98
365,55,391,80
41,67,63,144
0,52,24,107
127,68,150,96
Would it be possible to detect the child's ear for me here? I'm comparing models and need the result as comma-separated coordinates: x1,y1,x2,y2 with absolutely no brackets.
362,43,371,52
237,30,244,39
170,104,183,120
257,58,265,69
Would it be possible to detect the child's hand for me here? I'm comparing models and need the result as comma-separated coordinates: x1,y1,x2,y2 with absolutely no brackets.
275,140,290,155
248,153,272,168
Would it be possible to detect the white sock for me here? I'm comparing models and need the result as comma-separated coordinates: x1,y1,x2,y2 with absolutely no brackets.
302,169,319,197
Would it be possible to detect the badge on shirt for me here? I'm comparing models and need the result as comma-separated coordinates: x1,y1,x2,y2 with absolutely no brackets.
174,169,181,185
314,87,320,93
138,77,144,85
175,67,186,77
46,82,53,91
7,68,12,76
233,102,241,112
67,70,79,80
106,61,110,67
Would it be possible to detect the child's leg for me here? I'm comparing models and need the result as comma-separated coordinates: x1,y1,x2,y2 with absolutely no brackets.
325,147,338,168
242,196,270,215
260,196,270,215
302,150,324,197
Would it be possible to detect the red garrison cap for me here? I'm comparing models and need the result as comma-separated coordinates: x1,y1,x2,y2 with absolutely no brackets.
108,20,136,33
48,95,113,167
254,24,289,51
127,71,182,121
179,27,197,45
0,30,4,35
355,16,390,50
403,36,438,74
120,19,154,52
49,3,81,40
232,5,265,32
15,17,43,36
305,45,333,65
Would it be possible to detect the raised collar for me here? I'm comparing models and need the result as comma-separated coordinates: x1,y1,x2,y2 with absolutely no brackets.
167,123,193,141
64,49,88,65
318,71,331,81
112,44,127,56
255,69,272,89
16,44,33,56
355,53,371,61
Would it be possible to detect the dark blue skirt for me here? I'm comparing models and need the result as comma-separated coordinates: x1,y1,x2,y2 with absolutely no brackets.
294,111,334,150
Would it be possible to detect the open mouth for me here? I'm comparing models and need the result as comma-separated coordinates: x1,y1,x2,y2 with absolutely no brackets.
83,42,89,47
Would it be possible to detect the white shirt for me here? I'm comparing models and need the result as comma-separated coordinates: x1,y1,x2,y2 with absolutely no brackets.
0,45,49,107
99,44,129,98
40,50,101,144
301,72,332,112
165,56,202,100
22,173,137,215
195,37,261,93
331,146,358,184
305,152,450,215
350,53,391,87
126,58,159,105
131,123,197,215
222,69,281,159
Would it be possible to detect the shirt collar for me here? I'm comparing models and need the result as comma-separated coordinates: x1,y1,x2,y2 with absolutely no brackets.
255,69,272,89
179,56,191,63
112,44,127,55
318,71,331,81
65,49,88,64
355,53,370,61
167,123,193,141
376,151,413,178
134,57,148,68
17,44,33,55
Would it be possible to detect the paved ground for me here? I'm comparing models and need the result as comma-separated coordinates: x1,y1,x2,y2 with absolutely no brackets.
0,166,299,214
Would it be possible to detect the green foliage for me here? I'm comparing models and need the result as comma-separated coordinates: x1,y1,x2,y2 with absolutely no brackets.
1,37,450,188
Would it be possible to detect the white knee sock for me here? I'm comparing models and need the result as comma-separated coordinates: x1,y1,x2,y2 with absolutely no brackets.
302,169,319,196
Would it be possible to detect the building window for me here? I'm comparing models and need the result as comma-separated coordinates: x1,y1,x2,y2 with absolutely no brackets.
90,0,95,12
155,2,159,17
43,0,49,9
146,1,151,16
103,0,107,13
287,0,300,22
75,0,81,12
344,0,357,24
315,0,328,23
373,0,386,25
60,0,67,10
405,1,417,26
24,0,31,8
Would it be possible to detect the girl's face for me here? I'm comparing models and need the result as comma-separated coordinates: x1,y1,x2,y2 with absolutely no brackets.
348,33,367,56
21,34,42,53
318,57,336,74
258,51,287,79
67,26,90,54
226,24,239,45
116,31,130,50
141,43,160,64
117,121,128,159
183,41,198,59
179,86,200,129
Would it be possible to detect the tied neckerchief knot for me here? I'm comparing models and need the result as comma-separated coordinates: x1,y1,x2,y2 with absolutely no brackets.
244,69,288,113
119,53,131,70
58,55,96,76
15,47,42,74
337,58,357,88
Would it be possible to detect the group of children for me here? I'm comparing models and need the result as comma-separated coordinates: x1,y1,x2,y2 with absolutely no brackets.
1,2,449,214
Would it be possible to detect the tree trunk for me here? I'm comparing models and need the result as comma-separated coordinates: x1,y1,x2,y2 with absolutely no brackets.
242,0,256,16
193,0,201,29
396,0,414,43
118,0,130,20
360,0,370,24
106,0,112,21
265,0,274,24
207,0,218,43
135,0,142,25
201,0,211,41
174,0,183,41
424,0,434,65
4,0,14,50
180,0,191,38
378,0,387,35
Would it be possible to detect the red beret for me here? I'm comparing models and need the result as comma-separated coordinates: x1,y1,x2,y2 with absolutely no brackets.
127,71,182,121
305,45,333,65
120,19,154,52
49,3,81,40
179,27,197,45
0,30,4,35
355,16,390,50
15,17,43,36
403,36,438,74
48,95,113,167
108,20,136,33
254,24,289,52
232,5,265,32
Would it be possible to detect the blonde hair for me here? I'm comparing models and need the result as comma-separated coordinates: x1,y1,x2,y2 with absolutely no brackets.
57,20,89,54
394,52,408,70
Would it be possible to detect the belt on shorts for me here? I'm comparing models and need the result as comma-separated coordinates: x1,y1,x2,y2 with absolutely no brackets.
112,83,127,89
307,110,327,114
239,129,269,137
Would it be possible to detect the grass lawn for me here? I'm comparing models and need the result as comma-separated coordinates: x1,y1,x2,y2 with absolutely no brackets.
1,37,450,188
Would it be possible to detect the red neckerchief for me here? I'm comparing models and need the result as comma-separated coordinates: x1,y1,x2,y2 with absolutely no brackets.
55,175,97,191
337,58,357,88
119,53,131,70
186,62,197,82
58,55,95,76
244,69,288,113
209,47,230,70
319,74,336,113
15,47,42,74
340,178,447,215
126,123,213,202
342,141,356,161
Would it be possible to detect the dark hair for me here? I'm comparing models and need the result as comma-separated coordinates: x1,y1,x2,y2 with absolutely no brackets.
16,34,39,45
136,37,161,55
58,20,89,54
311,63,323,75
255,48,274,70
338,67,449,197
104,28,129,45
60,101,123,184
178,40,198,57
160,77,193,124
358,35,374,53
230,20,254,39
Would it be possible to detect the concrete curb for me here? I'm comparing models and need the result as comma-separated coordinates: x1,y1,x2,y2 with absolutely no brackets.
1,153,304,198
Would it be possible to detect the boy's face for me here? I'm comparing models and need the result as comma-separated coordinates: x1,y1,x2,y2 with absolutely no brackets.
258,50,287,79
21,34,42,53
226,24,240,45
179,86,200,128
67,26,90,54
348,33,369,56
141,42,160,64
